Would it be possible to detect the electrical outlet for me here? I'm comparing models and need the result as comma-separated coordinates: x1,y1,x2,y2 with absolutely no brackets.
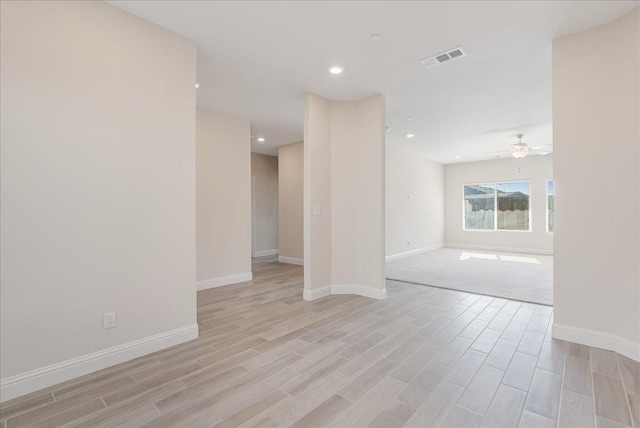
103,312,116,329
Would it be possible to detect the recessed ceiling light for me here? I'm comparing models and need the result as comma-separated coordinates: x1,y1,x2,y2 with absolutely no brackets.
405,134,415,138
257,137,265,142
369,34,381,41
195,82,201,88
329,66,344,75
455,155,461,159
406,117,412,120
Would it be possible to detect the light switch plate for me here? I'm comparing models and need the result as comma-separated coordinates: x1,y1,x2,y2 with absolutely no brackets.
103,312,116,329
313,207,321,216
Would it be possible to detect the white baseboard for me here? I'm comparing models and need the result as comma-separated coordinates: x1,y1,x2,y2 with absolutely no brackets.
197,272,253,291
303,286,332,301
253,249,279,257
0,323,198,403
445,243,553,256
331,284,387,300
553,323,640,362
386,244,443,262
303,284,387,301
278,256,304,266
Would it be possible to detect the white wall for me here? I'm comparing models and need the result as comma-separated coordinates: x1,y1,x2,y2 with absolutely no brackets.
386,147,444,259
444,155,553,255
251,153,279,256
304,94,333,294
304,94,386,300
0,0,197,399
278,142,304,263
331,97,386,294
552,8,639,361
196,108,252,289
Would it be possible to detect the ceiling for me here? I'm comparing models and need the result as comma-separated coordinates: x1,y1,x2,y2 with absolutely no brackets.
109,1,638,163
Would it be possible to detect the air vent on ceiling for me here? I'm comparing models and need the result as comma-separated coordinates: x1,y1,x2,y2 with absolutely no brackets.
421,47,467,68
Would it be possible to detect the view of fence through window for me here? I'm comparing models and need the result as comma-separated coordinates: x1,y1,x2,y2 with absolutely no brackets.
464,182,530,231
547,180,554,233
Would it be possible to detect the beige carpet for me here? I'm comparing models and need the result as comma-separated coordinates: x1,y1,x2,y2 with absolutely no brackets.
386,248,553,305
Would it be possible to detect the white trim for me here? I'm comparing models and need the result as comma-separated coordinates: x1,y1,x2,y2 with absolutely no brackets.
385,244,443,262
251,176,256,257
553,323,640,363
197,272,253,291
331,284,387,300
444,243,553,256
546,178,554,234
303,286,331,301
303,284,387,301
302,96,311,294
278,256,304,266
0,323,198,403
254,249,279,257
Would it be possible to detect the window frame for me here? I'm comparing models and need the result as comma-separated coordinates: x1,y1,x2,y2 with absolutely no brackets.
462,180,533,233
546,179,554,234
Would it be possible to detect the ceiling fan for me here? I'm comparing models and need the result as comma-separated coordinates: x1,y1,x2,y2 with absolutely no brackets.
484,134,552,158
512,134,529,158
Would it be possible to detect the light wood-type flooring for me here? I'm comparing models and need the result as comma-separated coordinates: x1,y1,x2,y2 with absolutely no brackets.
1,260,638,427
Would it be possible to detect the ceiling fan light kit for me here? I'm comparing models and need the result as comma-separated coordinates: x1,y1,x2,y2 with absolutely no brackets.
512,149,529,158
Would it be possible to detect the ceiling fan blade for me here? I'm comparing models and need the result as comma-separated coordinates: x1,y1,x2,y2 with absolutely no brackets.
483,150,510,154
530,145,552,150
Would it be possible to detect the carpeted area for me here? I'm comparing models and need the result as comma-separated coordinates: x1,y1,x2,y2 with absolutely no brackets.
386,247,553,305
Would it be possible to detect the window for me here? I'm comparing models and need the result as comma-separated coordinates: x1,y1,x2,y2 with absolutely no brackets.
464,184,495,230
547,180,554,233
464,181,530,231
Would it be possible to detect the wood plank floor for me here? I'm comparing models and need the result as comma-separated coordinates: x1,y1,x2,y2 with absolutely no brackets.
1,260,638,427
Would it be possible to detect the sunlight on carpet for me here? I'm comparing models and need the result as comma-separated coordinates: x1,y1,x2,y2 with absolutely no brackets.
386,248,553,305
